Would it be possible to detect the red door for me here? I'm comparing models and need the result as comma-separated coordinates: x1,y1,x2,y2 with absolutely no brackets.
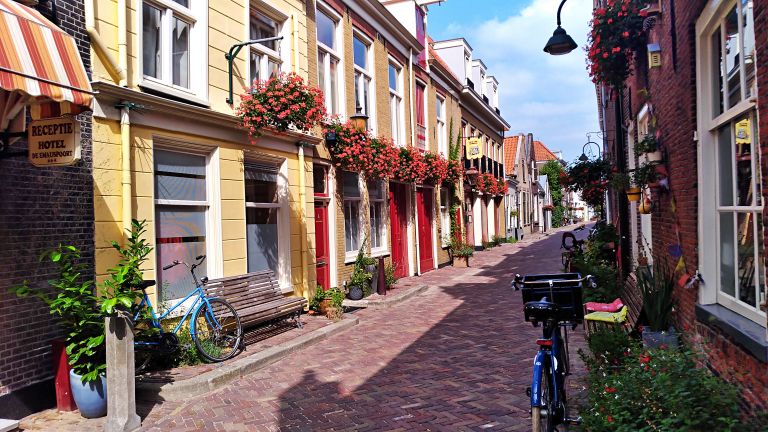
314,203,330,290
389,183,409,278
416,188,434,272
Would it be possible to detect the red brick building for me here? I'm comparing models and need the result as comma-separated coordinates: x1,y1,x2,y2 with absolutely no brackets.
597,0,768,414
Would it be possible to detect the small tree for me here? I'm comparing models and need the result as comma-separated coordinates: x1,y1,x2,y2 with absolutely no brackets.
541,160,567,227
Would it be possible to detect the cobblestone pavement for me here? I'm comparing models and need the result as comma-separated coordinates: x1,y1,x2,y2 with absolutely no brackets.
21,226,590,431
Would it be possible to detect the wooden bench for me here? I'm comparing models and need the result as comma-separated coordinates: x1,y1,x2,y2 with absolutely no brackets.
203,270,307,330
584,272,644,336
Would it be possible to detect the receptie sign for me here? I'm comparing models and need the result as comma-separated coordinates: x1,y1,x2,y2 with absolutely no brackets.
28,116,81,167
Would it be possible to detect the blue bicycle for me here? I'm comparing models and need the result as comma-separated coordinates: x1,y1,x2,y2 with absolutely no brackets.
132,255,243,370
514,273,593,432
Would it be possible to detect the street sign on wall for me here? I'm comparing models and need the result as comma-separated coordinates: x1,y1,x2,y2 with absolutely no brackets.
466,137,483,160
28,116,81,167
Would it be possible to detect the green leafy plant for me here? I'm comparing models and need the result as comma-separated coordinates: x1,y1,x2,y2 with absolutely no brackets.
609,172,630,191
633,162,658,189
449,237,474,258
101,219,153,315
634,133,659,156
585,325,637,367
10,246,105,383
311,286,345,320
638,264,675,332
384,263,398,288
350,238,375,296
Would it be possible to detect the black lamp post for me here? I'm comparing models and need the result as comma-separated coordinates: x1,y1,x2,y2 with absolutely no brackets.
544,0,578,55
579,133,603,161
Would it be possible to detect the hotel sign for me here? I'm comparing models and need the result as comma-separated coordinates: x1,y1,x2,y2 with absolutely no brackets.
466,137,483,160
28,116,81,167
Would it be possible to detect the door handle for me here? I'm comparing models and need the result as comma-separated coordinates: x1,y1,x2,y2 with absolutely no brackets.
317,260,326,266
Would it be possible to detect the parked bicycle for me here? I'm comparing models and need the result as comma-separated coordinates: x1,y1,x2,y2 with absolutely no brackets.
560,225,586,271
513,273,595,432
132,255,243,372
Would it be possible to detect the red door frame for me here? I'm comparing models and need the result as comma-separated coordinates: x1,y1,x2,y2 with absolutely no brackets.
389,182,409,278
314,203,330,290
416,187,435,272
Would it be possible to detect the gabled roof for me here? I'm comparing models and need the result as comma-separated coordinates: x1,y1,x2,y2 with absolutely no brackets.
504,136,519,174
533,140,558,162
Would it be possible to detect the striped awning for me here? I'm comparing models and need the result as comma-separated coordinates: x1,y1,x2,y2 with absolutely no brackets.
0,0,93,121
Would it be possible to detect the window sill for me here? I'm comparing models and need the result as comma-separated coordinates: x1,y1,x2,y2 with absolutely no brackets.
344,253,357,265
280,285,294,294
139,79,209,108
370,249,390,258
695,303,768,363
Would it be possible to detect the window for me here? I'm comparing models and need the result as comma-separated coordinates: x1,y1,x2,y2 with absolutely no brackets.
353,34,374,129
440,187,450,246
368,180,386,253
698,0,765,324
415,82,427,149
249,11,282,85
436,95,446,156
343,172,361,255
389,62,404,145
154,149,208,301
313,164,327,196
141,0,204,97
317,7,341,115
245,164,280,275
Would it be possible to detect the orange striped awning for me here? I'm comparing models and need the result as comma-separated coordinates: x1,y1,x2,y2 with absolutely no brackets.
0,0,93,119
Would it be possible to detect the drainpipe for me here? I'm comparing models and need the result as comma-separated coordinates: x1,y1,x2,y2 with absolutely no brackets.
297,142,309,298
117,0,128,86
120,108,132,236
85,0,125,84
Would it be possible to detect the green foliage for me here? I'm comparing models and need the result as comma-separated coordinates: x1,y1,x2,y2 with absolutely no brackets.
384,263,398,287
449,237,474,258
609,172,631,191
634,134,659,156
585,326,638,367
10,246,105,383
582,345,741,431
633,163,659,189
351,238,375,296
312,286,345,311
638,264,675,332
101,219,153,315
573,257,620,302
541,161,567,227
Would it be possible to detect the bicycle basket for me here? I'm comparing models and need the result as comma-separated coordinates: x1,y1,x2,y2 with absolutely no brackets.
519,272,584,323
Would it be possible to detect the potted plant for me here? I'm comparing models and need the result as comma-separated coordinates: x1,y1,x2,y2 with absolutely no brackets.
450,237,474,267
638,264,678,349
587,1,648,88
311,287,345,320
609,172,630,192
633,163,659,190
10,245,107,418
635,134,663,164
638,193,653,214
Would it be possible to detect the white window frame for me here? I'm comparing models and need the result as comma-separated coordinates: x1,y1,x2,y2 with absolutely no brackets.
436,94,447,156
247,5,289,86
388,59,405,146
440,187,450,246
415,79,428,150
138,0,208,103
696,0,765,324
152,143,222,306
368,180,388,256
343,172,362,262
353,30,376,133
243,160,293,291
316,2,344,117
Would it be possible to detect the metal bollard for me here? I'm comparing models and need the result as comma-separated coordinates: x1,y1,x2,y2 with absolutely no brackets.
377,257,387,295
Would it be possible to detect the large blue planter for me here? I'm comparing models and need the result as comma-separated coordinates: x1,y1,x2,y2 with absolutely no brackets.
69,370,107,418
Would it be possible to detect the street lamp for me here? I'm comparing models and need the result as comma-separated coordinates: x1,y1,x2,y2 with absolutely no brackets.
579,132,603,161
350,104,369,131
544,0,578,55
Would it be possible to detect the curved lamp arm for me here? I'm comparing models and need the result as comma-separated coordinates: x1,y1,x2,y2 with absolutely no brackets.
556,0,568,26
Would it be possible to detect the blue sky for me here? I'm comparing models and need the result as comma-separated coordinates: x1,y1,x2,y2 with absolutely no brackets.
427,0,600,162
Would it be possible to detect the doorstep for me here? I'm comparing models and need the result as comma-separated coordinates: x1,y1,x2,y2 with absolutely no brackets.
135,314,359,401
0,419,19,432
342,284,430,309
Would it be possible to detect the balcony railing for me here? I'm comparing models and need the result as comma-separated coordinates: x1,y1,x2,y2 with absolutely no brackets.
466,78,474,89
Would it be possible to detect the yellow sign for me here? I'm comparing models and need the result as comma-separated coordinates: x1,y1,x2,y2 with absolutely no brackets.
735,118,751,144
466,137,483,160
28,116,81,167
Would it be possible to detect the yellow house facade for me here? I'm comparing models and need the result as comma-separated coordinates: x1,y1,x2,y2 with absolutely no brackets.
88,0,320,303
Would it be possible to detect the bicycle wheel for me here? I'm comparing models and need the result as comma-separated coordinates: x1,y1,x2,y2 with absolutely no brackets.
532,360,556,432
561,252,570,271
192,298,243,362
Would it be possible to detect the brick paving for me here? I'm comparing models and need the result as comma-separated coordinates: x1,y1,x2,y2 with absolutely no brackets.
20,226,590,431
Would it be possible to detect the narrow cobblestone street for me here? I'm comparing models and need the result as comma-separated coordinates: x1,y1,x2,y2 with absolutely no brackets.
21,228,589,431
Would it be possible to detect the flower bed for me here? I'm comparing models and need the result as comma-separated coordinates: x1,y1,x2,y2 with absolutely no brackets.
237,73,325,141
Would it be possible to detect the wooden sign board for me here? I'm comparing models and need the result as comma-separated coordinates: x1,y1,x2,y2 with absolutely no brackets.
28,116,81,167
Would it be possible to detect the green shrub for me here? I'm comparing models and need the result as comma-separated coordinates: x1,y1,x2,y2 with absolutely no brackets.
572,256,619,302
384,263,398,287
584,325,637,367
582,346,741,431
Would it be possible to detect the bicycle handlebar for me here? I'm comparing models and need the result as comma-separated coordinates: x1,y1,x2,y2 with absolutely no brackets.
512,274,596,291
161,255,207,271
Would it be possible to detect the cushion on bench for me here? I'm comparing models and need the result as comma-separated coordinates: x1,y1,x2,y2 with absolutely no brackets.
585,306,628,324
585,298,624,312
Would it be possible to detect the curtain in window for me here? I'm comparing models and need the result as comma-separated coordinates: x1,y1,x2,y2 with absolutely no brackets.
245,164,280,274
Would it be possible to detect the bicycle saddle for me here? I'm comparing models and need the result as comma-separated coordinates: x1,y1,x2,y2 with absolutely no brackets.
524,300,560,321
132,279,156,291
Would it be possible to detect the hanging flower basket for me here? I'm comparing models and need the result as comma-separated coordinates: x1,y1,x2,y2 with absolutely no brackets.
237,73,326,142
422,152,449,184
476,173,499,195
444,159,464,185
587,0,648,88
626,187,642,202
497,179,509,195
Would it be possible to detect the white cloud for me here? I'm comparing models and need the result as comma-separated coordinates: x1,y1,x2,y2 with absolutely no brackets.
439,0,599,161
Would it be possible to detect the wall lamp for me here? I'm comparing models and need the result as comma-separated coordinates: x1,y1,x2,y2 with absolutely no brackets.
579,132,603,161
544,0,578,55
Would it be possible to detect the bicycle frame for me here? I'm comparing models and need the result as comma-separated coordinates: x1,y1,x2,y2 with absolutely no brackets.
530,320,567,413
133,285,216,347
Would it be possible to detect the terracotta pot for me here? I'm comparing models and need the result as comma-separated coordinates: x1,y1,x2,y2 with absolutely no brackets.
453,256,470,267
626,187,641,202
317,299,333,315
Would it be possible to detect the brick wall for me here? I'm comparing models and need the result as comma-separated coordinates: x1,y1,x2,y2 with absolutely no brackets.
614,0,768,415
0,0,94,418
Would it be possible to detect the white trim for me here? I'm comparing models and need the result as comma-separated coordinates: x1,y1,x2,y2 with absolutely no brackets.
407,184,416,276
353,29,377,134
207,148,223,279
316,2,345,117
328,167,338,288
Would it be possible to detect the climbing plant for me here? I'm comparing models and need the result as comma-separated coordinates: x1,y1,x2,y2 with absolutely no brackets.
540,160,567,227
